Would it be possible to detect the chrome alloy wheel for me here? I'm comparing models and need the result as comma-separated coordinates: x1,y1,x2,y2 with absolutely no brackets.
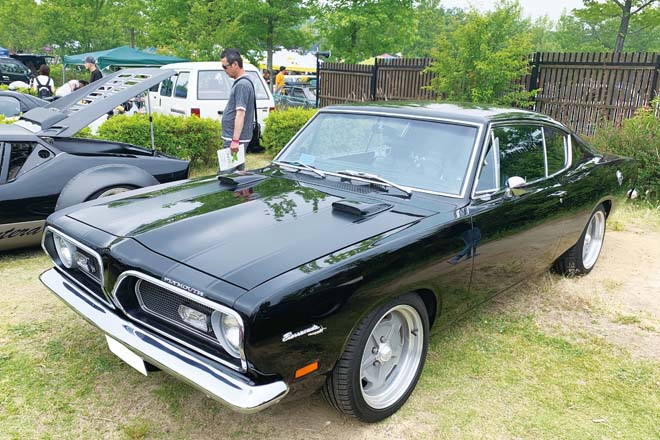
359,305,424,409
97,187,132,198
582,210,606,270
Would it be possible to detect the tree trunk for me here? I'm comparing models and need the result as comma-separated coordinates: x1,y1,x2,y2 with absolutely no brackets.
130,28,135,48
615,0,632,53
267,15,274,92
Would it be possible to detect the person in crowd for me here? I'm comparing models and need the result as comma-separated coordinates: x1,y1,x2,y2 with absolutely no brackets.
31,64,55,99
85,56,102,83
55,79,88,97
262,69,271,85
275,66,287,93
220,48,256,172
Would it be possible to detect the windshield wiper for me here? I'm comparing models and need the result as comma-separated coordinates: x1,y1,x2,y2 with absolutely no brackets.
273,160,326,178
335,170,412,198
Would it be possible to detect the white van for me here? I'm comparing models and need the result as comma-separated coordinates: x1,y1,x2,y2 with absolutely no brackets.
149,62,274,132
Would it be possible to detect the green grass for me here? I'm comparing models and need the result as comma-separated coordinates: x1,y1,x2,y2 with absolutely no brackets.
0,199,659,439
190,152,274,178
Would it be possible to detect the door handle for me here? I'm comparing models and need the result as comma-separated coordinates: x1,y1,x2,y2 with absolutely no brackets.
171,108,185,115
217,110,223,115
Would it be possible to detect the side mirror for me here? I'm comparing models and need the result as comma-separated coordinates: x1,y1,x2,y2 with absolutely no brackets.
505,176,526,198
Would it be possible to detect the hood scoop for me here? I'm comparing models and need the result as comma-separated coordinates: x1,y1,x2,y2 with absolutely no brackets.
332,200,393,217
218,173,267,188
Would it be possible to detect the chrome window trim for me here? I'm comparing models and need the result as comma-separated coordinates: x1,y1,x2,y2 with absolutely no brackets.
111,270,247,372
471,121,573,199
41,226,113,307
273,109,486,199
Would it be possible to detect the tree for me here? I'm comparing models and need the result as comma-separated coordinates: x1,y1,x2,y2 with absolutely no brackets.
318,0,416,63
571,0,660,52
425,0,534,106
0,0,42,52
401,1,465,58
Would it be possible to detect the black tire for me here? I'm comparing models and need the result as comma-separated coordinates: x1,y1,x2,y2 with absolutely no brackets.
554,205,607,276
322,293,429,423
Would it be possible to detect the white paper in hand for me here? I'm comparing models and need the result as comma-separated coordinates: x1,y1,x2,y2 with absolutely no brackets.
217,145,246,172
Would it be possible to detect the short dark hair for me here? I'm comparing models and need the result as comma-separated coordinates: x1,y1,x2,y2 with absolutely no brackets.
220,48,243,69
79,80,89,86
39,64,50,76
279,66,286,71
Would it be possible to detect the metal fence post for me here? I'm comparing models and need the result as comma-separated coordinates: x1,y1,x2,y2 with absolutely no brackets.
370,58,379,101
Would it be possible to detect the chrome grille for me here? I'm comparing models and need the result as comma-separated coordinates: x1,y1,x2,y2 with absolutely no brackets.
135,280,217,340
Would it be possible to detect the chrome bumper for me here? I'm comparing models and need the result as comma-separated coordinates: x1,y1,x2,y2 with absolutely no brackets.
40,268,288,413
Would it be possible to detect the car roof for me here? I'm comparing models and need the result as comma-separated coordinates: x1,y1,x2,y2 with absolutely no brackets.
321,101,561,126
159,61,260,71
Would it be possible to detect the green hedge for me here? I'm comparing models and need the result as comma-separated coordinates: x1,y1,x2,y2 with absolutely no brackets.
97,114,222,166
262,108,317,155
0,84,36,96
590,100,660,203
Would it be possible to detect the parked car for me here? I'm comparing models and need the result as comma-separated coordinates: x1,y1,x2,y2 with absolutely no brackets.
39,102,636,422
149,61,274,133
0,57,30,86
0,90,47,118
0,68,189,251
274,84,316,109
9,53,54,76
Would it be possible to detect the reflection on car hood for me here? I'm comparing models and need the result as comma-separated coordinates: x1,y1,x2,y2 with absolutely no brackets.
67,175,430,289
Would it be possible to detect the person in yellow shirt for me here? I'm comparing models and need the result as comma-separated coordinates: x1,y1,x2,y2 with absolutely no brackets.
275,66,286,93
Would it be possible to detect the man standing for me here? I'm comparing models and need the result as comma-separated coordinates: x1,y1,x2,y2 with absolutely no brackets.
220,48,255,171
275,66,286,92
84,56,102,83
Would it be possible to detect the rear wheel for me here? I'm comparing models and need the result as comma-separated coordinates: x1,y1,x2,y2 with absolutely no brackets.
322,294,429,423
554,206,607,276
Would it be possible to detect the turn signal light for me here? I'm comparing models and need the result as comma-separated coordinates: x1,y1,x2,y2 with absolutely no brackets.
191,108,201,117
295,361,319,379
268,107,275,113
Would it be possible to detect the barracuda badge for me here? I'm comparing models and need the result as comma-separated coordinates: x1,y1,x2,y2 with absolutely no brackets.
282,324,326,342
163,277,204,297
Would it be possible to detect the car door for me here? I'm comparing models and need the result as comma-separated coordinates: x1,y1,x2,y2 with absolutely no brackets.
0,140,58,250
153,75,175,115
169,71,190,116
466,123,567,301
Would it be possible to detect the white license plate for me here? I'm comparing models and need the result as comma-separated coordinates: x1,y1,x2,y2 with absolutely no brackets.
106,335,148,376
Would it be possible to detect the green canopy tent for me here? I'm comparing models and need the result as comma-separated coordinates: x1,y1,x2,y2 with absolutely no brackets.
62,45,187,81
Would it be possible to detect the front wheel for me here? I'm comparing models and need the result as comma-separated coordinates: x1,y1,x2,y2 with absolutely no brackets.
554,205,607,276
322,294,429,423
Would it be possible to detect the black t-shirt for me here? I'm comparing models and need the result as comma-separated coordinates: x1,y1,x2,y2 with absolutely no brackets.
89,68,102,83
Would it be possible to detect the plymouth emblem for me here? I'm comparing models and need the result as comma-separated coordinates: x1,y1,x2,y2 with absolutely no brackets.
163,277,204,297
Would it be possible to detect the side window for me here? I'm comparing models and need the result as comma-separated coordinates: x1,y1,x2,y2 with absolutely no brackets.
244,71,270,100
0,96,21,118
160,77,174,97
544,127,568,175
7,142,36,181
174,72,190,98
475,134,498,193
495,125,545,186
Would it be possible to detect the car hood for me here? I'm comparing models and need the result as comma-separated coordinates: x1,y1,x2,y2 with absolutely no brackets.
14,68,175,138
67,175,436,290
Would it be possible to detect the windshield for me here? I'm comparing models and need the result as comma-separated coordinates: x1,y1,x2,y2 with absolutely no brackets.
277,113,478,195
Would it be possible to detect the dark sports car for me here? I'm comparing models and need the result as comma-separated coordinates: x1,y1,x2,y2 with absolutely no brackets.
39,102,636,422
0,68,189,251
0,91,48,118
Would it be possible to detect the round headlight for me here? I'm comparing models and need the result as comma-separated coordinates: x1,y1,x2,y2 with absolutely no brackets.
211,311,242,358
53,234,76,269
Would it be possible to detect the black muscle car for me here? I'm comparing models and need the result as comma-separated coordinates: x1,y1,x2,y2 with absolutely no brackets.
0,68,189,251
39,102,636,422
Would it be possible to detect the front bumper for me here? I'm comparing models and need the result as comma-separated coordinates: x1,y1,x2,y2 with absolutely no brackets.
40,268,288,413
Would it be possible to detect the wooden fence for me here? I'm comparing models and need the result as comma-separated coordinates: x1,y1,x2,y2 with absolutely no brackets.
318,52,660,135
